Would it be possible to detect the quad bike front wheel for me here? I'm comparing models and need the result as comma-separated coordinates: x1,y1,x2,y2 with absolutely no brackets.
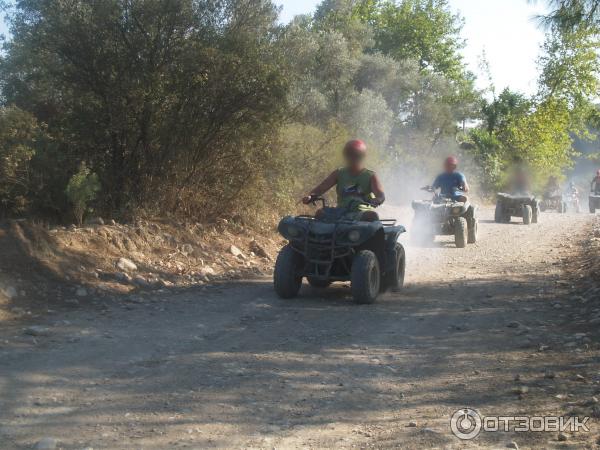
351,250,381,304
454,217,468,248
591,199,597,214
382,243,405,293
274,245,303,299
522,205,532,225
467,219,478,244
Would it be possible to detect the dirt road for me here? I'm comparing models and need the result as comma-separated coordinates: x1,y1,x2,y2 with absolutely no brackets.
1,208,599,449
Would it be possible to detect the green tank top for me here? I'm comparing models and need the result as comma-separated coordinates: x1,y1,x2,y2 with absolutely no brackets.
336,167,375,210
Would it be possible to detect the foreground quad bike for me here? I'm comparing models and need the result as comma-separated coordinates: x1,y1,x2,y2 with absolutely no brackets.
495,193,540,225
411,187,478,248
590,193,600,214
274,198,406,304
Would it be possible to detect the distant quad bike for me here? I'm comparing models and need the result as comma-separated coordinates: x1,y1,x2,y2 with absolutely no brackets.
564,192,581,213
411,187,478,248
590,193,600,214
539,191,567,213
495,193,540,225
274,197,407,304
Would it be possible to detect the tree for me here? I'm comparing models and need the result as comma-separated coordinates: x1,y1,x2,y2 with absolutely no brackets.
481,89,532,134
531,0,600,31
65,163,101,225
537,25,599,116
0,106,41,215
373,0,466,80
1,0,290,218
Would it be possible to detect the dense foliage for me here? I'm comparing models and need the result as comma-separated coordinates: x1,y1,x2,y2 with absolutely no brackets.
0,0,597,221
467,1,599,191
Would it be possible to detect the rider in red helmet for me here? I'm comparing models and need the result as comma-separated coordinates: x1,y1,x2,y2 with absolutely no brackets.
592,170,600,195
302,139,385,221
431,156,470,202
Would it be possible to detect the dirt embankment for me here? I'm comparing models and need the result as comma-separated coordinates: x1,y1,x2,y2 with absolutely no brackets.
0,218,280,321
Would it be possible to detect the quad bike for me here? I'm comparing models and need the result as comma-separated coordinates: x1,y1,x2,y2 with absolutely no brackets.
274,197,406,304
539,190,567,213
495,193,540,225
411,187,478,248
590,193,600,214
564,191,581,213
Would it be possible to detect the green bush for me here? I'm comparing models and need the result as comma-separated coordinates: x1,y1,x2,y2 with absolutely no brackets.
65,164,101,225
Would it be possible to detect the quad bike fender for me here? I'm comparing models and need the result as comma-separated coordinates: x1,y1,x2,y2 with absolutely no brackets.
383,225,406,246
464,204,476,219
278,216,310,242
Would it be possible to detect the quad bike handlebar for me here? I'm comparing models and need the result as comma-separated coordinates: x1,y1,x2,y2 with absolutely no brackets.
305,195,381,210
306,195,327,209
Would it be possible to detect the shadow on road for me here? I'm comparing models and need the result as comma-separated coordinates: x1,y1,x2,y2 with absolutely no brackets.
0,265,593,448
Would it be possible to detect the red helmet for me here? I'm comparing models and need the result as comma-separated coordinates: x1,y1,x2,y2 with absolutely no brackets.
344,139,367,158
445,156,458,167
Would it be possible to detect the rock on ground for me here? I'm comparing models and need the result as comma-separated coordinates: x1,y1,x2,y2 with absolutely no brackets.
117,257,138,272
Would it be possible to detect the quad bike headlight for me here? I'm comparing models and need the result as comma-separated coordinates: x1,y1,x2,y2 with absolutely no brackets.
452,206,463,215
347,230,361,243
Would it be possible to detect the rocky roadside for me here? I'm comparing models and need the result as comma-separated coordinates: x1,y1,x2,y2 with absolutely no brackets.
0,217,281,321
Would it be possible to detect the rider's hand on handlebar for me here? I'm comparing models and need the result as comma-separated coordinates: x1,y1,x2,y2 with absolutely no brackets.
301,195,313,205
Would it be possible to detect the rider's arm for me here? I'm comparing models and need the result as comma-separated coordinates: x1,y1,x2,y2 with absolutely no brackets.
370,173,385,205
461,180,470,193
460,174,470,193
303,170,338,203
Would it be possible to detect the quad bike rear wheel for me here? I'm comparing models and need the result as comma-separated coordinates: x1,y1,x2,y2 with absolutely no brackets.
494,203,510,223
454,217,468,248
274,245,303,299
382,243,405,292
532,204,539,224
494,203,504,223
522,205,532,225
307,277,331,289
351,250,381,304
590,199,596,214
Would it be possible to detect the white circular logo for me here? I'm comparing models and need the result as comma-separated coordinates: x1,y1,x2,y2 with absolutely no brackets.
450,408,482,440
